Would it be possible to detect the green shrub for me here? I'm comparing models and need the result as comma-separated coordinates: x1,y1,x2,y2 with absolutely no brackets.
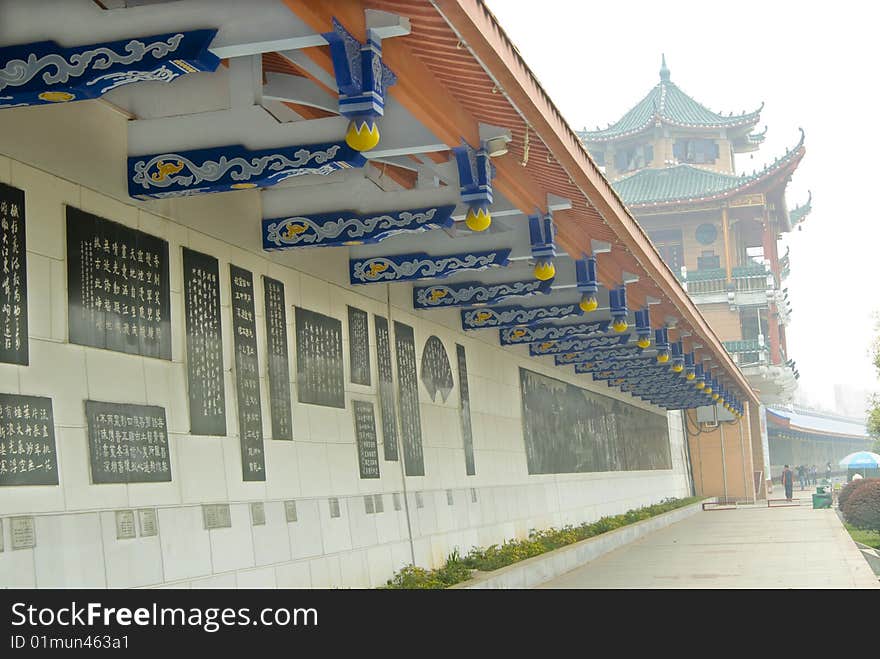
838,478,878,510
842,480,880,532
382,495,703,588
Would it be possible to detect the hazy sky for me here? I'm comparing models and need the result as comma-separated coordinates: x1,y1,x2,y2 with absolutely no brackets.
485,0,879,412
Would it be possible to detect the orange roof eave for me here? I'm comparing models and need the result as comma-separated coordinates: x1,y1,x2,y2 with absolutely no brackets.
433,0,759,406
281,0,759,407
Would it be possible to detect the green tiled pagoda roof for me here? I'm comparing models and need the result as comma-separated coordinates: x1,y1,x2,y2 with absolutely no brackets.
613,129,805,207
790,191,812,225
747,126,767,146
579,57,763,143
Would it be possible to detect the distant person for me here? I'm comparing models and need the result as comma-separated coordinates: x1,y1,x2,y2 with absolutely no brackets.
781,465,794,501
811,465,818,486
826,462,832,481
797,465,807,490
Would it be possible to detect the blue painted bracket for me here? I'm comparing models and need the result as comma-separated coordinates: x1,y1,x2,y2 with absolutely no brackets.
461,302,581,331
263,204,454,249
0,29,219,109
413,277,550,309
499,320,610,345
323,17,396,120
128,141,366,199
350,249,510,285
528,333,630,356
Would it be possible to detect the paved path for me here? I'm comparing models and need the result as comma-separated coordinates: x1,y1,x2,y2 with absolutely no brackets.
540,491,879,589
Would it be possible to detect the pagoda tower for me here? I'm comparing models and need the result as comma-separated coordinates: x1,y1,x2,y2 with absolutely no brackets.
580,56,809,404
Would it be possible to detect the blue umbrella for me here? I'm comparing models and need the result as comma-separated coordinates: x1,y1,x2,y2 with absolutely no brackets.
839,451,880,469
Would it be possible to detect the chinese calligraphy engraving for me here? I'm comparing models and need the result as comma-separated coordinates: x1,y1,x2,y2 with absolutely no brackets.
262,276,292,440
0,183,28,365
138,508,158,537
347,305,370,386
85,401,171,484
115,510,136,540
394,322,424,476
294,307,344,408
10,516,35,550
374,315,398,461
456,344,476,476
182,248,226,435
66,207,171,359
420,336,453,403
0,393,58,486
230,265,265,482
202,503,231,529
352,400,379,479
519,368,672,474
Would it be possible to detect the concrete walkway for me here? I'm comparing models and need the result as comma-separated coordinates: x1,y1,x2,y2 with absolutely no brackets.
539,491,879,589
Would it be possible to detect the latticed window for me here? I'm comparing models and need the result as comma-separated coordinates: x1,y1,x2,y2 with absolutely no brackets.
674,138,719,164
614,143,653,173
647,229,683,271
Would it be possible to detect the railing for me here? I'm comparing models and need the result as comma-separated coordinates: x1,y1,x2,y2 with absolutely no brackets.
683,267,726,295
681,264,772,297
732,264,770,292
723,339,766,365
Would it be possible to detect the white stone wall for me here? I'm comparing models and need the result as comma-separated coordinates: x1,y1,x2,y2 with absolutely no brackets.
0,102,690,588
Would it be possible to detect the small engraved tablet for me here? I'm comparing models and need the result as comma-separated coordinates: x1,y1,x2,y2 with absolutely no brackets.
446,489,454,506
0,518,4,552
284,500,298,523
138,509,158,537
115,510,136,540
250,502,266,526
393,493,401,511
352,400,380,479
373,494,384,514
10,516,35,550
328,498,340,518
0,394,58,486
471,488,478,503
415,491,424,509
203,504,231,529
364,495,374,515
